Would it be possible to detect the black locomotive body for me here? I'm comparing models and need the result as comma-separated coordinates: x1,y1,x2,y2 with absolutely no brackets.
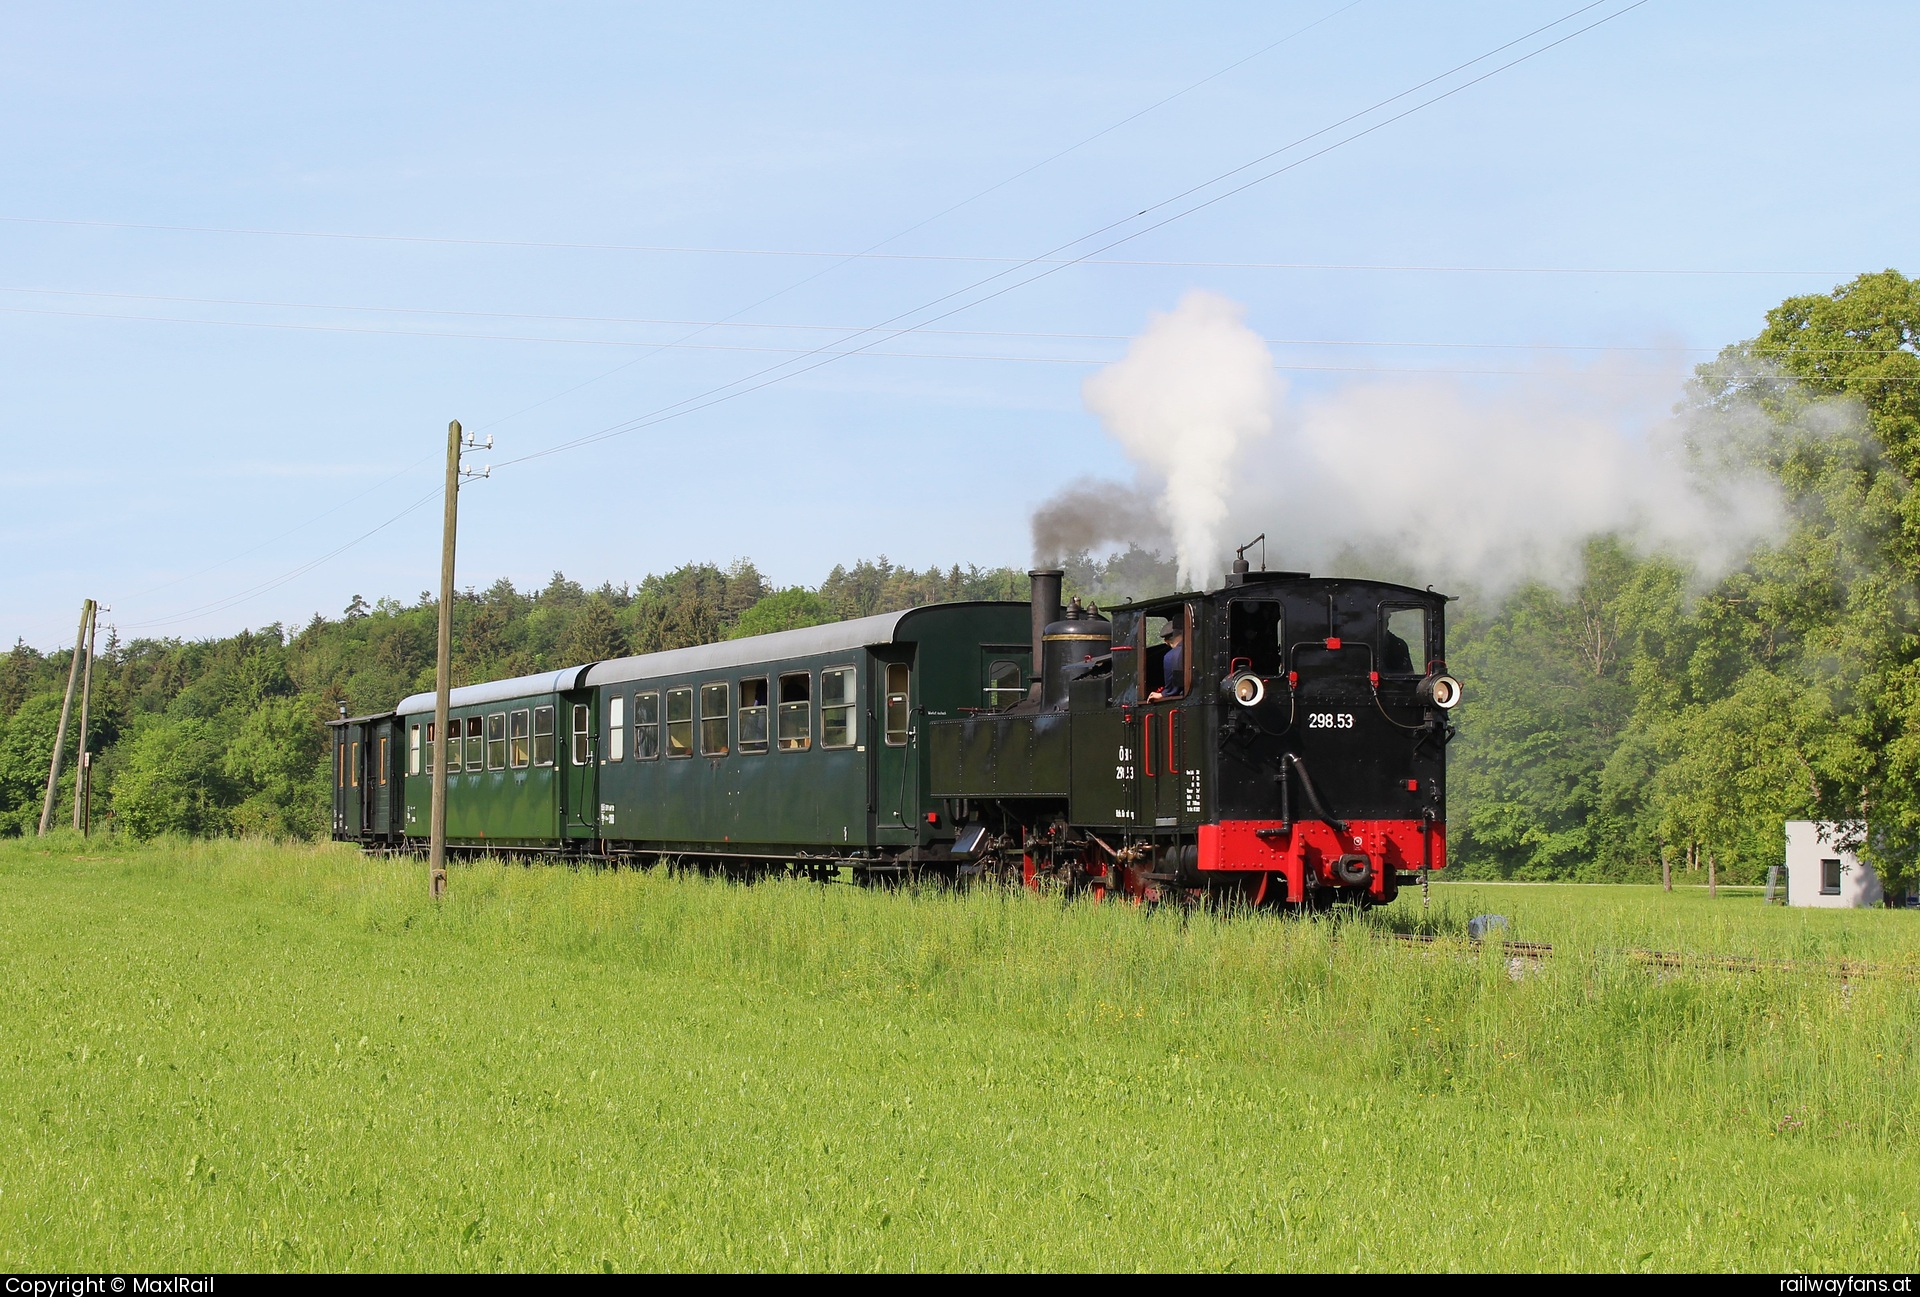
928,564,1458,906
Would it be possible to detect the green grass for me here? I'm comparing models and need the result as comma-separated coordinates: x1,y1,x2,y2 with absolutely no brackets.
2,836,1915,1271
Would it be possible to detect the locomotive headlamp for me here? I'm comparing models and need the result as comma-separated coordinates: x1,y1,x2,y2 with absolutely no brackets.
1224,672,1266,707
1416,673,1463,710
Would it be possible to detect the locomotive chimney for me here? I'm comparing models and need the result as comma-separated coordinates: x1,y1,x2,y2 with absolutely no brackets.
1027,568,1063,691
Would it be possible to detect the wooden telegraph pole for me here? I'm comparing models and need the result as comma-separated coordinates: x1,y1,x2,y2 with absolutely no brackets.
37,599,92,837
429,421,461,900
428,420,488,899
72,605,99,834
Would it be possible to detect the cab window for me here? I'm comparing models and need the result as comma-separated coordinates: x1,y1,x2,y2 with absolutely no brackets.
1144,606,1191,698
1383,607,1428,674
1228,600,1283,676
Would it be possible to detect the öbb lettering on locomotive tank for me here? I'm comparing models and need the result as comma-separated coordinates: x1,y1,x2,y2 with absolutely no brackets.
328,562,1461,908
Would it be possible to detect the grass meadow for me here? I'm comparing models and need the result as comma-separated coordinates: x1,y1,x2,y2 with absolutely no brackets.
1,836,1915,1272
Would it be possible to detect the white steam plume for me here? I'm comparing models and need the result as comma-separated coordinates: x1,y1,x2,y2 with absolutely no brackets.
1037,292,1837,594
1079,291,1280,588
1231,355,1799,592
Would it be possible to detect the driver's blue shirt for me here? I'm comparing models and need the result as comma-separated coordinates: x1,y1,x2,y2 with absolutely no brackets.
1160,642,1184,696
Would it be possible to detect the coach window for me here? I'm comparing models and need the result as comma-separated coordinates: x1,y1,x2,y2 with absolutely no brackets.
571,703,592,765
409,724,421,775
634,691,660,760
739,678,770,754
532,705,556,767
821,666,857,749
986,659,1024,710
1228,601,1283,677
607,695,626,763
443,720,461,774
884,664,911,745
487,713,507,770
700,682,730,756
1383,607,1428,675
424,721,435,775
511,710,531,768
777,673,811,751
666,688,694,756
465,716,485,771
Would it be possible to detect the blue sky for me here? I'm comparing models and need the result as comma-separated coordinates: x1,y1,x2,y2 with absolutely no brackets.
3,1,1914,648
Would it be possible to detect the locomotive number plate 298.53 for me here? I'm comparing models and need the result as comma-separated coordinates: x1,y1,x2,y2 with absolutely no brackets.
1306,712,1356,729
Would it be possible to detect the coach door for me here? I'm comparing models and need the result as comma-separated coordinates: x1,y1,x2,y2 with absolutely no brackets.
338,724,364,837
564,693,597,839
370,723,393,835
873,651,918,844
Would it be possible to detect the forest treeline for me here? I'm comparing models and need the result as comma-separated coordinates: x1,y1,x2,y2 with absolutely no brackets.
4,273,1916,896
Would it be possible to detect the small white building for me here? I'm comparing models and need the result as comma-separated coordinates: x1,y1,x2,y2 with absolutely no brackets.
1783,821,1883,908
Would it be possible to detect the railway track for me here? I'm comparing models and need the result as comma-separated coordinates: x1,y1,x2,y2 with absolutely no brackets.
1385,931,1912,981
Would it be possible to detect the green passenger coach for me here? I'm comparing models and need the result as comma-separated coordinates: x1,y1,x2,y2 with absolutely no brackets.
586,603,1030,869
393,667,596,850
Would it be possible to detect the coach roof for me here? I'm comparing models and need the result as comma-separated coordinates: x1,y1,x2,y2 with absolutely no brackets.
584,609,915,689
395,665,593,717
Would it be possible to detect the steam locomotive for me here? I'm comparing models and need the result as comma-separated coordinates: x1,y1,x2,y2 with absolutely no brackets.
329,555,1460,908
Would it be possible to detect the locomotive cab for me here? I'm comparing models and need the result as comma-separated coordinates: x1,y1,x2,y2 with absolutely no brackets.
1195,573,1456,904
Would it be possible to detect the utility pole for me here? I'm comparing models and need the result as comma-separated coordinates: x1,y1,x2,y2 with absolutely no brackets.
38,599,92,837
73,604,100,833
429,419,491,899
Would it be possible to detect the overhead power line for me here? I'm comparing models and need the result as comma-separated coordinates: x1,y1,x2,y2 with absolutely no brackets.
120,487,444,630
496,0,1655,470
105,3,1365,633
114,0,1653,631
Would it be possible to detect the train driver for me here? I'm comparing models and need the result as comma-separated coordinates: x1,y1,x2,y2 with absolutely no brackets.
1147,622,1185,701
